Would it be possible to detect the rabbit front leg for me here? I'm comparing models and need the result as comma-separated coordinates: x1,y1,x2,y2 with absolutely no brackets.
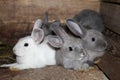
63,58,74,69
80,62,90,71
63,58,83,71
1,63,18,67
9,63,32,70
72,60,90,71
1,63,30,70
81,60,95,71
79,56,93,71
0,63,21,71
73,60,83,71
63,60,88,71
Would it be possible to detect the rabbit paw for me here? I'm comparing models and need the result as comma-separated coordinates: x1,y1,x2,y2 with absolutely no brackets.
0,63,17,67
81,63,90,71
74,67,82,71
74,65,83,71
9,64,29,71
9,66,21,71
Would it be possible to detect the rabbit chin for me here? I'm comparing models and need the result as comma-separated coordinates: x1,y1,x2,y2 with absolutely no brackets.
14,51,25,57
84,46,106,52
90,47,106,52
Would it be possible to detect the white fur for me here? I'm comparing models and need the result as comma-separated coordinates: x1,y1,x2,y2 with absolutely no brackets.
1,36,56,70
1,19,56,70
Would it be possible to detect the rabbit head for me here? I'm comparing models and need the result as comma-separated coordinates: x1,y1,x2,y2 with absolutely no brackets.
13,19,44,57
66,19,107,53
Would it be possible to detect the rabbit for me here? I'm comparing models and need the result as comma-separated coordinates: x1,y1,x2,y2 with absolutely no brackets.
66,19,107,64
0,19,56,70
73,9,105,32
47,20,90,71
41,12,52,36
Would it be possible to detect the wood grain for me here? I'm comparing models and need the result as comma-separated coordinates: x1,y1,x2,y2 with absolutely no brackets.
102,0,120,3
100,2,120,34
0,0,100,23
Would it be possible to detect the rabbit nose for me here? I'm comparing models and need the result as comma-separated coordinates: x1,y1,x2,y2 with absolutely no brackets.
102,42,107,49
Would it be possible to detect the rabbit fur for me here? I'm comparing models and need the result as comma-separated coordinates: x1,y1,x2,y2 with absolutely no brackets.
66,19,107,63
0,19,56,70
73,9,105,32
48,20,90,71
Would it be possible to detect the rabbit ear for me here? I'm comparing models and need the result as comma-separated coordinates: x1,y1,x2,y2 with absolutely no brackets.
50,20,70,42
31,28,44,44
47,35,63,48
31,19,44,44
66,19,86,38
33,19,43,29
43,12,48,25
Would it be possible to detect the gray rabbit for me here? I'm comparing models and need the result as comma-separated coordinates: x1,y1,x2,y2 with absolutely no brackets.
73,9,105,32
66,19,107,64
41,12,53,36
47,20,90,71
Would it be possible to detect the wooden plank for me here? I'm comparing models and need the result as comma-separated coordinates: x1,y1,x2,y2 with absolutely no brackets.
97,29,120,80
0,67,108,80
0,0,100,24
98,54,120,80
100,2,120,34
102,0,120,3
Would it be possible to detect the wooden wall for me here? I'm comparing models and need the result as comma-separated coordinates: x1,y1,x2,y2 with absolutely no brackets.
99,1,120,80
0,0,100,23
0,0,100,42
102,0,120,3
100,0,120,34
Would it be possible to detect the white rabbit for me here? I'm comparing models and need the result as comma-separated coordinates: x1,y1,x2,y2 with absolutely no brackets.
0,19,56,70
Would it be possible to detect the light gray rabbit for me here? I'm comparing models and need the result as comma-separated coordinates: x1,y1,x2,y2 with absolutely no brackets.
73,9,105,32
66,19,107,64
47,20,90,71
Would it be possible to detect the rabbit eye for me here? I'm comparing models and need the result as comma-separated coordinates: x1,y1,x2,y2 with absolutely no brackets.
91,37,95,42
24,43,29,47
69,47,73,51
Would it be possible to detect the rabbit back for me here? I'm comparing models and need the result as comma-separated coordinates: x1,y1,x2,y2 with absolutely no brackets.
73,9,105,32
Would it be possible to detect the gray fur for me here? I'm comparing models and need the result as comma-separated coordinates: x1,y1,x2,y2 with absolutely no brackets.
48,20,90,71
41,12,53,36
73,9,105,32
66,19,107,62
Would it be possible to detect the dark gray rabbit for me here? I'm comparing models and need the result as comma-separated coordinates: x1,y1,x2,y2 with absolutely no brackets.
66,19,107,63
41,12,53,36
47,20,90,71
73,9,105,32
